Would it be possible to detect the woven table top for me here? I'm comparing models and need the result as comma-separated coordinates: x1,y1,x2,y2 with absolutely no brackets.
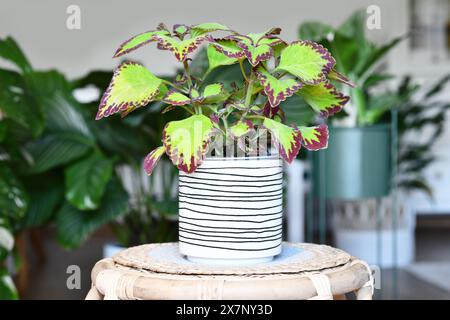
112,242,351,276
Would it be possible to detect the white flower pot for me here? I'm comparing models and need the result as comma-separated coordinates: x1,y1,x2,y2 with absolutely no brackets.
178,156,283,264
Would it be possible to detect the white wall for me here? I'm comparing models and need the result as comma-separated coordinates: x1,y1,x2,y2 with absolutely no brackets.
0,0,407,79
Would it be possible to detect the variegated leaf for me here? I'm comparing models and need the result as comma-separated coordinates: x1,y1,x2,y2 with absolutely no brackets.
237,42,273,66
246,27,282,44
161,105,176,114
255,66,302,107
190,22,231,38
328,69,355,87
154,35,211,61
298,125,328,150
263,118,302,163
162,89,191,106
113,30,171,57
144,146,166,175
121,83,168,118
257,37,285,47
229,120,254,138
275,40,335,84
297,81,349,117
207,44,238,71
163,114,214,173
211,39,245,59
202,83,228,103
173,24,189,38
96,62,162,120
190,88,201,101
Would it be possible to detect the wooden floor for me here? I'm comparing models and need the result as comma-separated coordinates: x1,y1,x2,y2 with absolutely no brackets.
21,227,450,300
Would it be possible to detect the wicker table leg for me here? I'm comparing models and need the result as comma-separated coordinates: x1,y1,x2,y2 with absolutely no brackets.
85,286,103,300
355,286,373,300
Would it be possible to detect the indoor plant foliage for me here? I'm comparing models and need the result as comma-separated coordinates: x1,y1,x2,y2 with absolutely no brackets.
97,22,350,262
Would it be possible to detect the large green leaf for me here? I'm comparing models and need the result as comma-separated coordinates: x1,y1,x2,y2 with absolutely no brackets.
25,71,92,136
64,152,114,210
96,62,162,119
163,114,214,173
0,225,14,252
0,164,28,219
153,34,211,62
255,66,302,107
276,40,335,84
0,269,18,300
23,181,63,228
113,30,171,57
206,44,238,72
298,125,329,150
297,81,349,117
299,22,334,42
0,37,32,73
0,88,44,138
24,132,93,174
56,180,129,249
263,118,302,163
353,36,404,78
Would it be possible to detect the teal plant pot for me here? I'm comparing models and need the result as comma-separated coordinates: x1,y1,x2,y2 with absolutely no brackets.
313,125,391,200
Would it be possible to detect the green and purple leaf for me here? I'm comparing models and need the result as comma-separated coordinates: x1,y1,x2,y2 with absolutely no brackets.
275,40,335,84
190,88,201,101
162,89,191,106
263,118,302,163
255,66,302,107
190,22,231,38
229,120,254,138
163,114,214,173
154,34,211,61
113,30,171,58
144,146,166,175
202,83,228,103
237,42,273,66
297,81,349,117
328,69,355,87
211,39,245,59
173,24,189,38
206,44,239,72
298,125,329,150
96,62,162,120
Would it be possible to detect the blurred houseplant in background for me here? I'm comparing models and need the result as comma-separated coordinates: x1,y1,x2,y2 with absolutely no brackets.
299,9,403,200
299,10,450,266
72,71,180,253
0,37,179,298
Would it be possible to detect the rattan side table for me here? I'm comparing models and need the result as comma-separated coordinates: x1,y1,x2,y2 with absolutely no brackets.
86,242,373,300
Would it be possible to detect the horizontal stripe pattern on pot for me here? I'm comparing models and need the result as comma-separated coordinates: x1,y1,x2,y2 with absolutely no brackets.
178,156,283,260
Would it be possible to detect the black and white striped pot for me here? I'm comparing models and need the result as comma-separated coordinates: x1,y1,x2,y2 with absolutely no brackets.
178,156,283,264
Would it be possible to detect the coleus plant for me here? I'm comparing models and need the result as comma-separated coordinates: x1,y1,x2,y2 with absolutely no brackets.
96,22,351,174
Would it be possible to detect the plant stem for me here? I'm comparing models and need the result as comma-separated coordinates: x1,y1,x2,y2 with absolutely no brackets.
222,117,229,133
161,79,188,93
239,59,248,82
244,75,254,107
183,60,193,88
247,115,265,120
180,105,195,115
202,68,212,82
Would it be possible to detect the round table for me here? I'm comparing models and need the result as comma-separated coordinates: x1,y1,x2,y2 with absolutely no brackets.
86,242,373,300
